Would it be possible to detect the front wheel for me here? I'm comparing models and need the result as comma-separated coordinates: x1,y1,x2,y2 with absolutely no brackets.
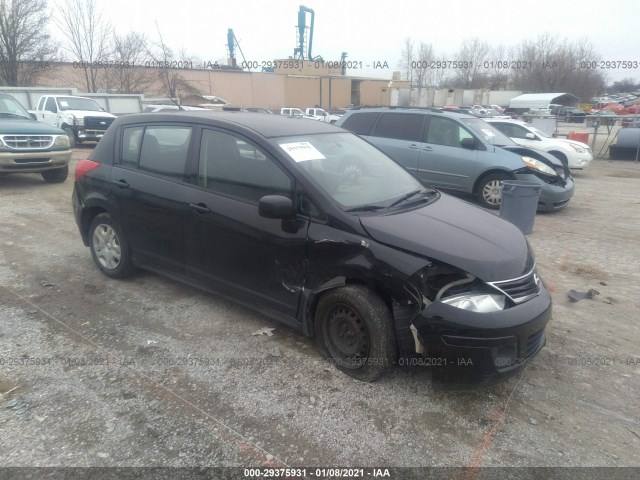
476,172,512,210
41,165,69,183
88,213,134,278
315,285,397,382
64,127,76,148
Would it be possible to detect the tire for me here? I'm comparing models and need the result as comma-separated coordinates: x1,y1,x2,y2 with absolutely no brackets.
64,127,76,148
476,172,512,210
88,213,134,279
41,165,69,183
315,285,397,382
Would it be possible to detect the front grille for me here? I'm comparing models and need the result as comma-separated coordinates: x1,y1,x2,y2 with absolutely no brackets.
13,158,50,164
489,268,541,304
84,116,114,130
526,329,545,357
1,135,53,149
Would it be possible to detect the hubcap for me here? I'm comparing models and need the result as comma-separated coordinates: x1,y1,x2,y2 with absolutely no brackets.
326,304,369,369
482,180,503,205
92,224,121,270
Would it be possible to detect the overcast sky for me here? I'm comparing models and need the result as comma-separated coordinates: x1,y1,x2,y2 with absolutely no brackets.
52,0,640,86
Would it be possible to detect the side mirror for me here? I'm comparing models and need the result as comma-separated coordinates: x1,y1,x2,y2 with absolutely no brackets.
525,132,536,139
29,112,37,120
460,137,476,150
259,195,294,219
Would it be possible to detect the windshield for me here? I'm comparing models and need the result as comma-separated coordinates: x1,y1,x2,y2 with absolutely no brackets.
461,118,516,147
528,126,551,138
0,96,31,119
57,97,104,112
272,132,430,209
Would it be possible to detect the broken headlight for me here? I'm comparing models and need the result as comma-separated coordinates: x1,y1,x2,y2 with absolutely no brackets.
522,156,557,176
440,292,506,313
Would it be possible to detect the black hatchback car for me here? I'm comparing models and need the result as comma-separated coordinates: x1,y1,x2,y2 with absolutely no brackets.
72,112,551,384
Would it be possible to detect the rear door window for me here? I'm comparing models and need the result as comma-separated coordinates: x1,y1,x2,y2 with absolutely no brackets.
120,125,192,180
45,97,57,113
372,113,424,141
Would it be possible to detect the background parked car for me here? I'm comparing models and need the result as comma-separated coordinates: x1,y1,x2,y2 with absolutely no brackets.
244,107,273,114
335,107,573,211
550,105,587,123
484,118,593,169
0,93,72,183
143,105,209,112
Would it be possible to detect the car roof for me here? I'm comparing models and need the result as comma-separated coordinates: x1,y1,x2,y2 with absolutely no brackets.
346,107,478,120
115,111,343,137
483,118,527,125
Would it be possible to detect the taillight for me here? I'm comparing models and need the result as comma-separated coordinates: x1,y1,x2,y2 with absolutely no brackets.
75,159,100,180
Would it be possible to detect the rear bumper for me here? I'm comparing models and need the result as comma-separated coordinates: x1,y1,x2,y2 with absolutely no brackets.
0,150,71,173
514,173,574,211
412,284,552,385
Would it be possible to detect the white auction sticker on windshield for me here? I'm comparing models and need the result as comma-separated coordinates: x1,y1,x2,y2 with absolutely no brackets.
59,101,69,107
481,128,495,137
279,142,326,162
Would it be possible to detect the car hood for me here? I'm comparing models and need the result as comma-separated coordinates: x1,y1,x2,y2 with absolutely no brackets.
59,110,115,118
359,193,532,282
0,118,65,134
500,145,564,167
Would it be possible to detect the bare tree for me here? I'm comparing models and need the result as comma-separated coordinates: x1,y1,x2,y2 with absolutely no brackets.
54,0,112,92
146,23,201,99
105,32,154,93
0,0,57,86
398,37,415,83
511,33,604,101
451,38,490,88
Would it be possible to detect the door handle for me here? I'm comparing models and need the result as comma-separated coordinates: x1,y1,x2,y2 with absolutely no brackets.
408,144,420,150
422,146,433,151
189,203,211,214
111,179,129,189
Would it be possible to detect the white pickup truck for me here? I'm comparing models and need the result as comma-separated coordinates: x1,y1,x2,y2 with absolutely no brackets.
305,107,340,124
34,95,116,147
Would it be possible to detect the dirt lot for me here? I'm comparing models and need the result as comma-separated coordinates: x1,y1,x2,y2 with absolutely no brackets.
1,147,639,475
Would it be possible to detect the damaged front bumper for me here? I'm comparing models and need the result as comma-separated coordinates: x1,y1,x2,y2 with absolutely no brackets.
411,284,552,385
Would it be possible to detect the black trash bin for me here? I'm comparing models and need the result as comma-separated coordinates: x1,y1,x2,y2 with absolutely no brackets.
499,180,542,234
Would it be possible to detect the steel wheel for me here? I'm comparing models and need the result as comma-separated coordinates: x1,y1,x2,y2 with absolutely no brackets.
92,223,122,270
325,304,370,369
315,285,397,382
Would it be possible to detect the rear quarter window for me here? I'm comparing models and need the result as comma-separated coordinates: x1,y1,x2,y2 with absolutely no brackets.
340,112,381,135
372,113,424,141
120,125,192,180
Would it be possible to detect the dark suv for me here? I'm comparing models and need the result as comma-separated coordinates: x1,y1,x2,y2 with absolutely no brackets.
0,93,71,182
72,112,551,384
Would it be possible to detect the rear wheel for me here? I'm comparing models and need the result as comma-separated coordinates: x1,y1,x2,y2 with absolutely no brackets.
476,172,511,209
88,213,134,278
315,285,396,382
41,165,69,183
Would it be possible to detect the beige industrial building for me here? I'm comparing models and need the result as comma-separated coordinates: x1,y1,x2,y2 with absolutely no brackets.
29,61,410,111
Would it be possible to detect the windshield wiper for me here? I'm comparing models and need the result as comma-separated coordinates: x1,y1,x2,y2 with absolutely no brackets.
345,204,388,213
387,189,436,208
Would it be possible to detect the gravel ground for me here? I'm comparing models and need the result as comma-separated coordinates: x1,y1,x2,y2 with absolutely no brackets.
0,147,639,474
